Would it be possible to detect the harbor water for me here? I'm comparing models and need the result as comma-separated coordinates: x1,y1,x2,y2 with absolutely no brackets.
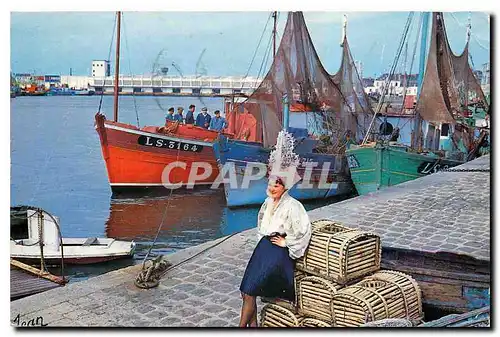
10,95,349,282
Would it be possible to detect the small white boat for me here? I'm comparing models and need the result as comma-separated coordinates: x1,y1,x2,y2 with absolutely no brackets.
11,206,136,265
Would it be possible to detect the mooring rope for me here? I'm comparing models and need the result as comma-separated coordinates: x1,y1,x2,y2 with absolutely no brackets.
134,131,184,288
134,230,242,289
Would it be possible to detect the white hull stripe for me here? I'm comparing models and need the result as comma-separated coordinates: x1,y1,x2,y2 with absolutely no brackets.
104,123,215,147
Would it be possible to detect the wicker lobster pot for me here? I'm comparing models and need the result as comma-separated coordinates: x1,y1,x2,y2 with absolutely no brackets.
310,219,351,233
332,273,422,327
300,318,332,328
296,221,381,284
297,276,342,324
262,270,307,311
361,270,423,321
261,304,303,327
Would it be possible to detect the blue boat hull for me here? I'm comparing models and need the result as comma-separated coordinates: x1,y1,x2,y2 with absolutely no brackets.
215,138,353,207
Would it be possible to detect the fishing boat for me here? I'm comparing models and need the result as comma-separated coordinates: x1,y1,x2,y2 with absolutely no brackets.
20,83,47,96
95,12,231,190
74,88,95,96
346,12,490,195
215,12,373,207
10,206,136,265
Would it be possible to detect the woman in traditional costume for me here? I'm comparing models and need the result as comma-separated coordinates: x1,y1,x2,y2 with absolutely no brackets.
238,131,312,327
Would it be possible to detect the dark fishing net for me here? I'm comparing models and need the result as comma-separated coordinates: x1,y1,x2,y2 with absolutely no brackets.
330,37,375,143
234,12,372,151
416,12,488,124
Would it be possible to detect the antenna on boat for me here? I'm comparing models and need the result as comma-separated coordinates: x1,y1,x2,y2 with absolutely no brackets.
113,11,121,122
466,12,472,45
341,14,347,46
272,11,278,57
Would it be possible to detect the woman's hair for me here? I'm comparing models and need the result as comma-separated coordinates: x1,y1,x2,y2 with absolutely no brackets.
270,176,285,187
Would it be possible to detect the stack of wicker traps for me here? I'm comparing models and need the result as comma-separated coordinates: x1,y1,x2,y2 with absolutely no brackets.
260,219,423,328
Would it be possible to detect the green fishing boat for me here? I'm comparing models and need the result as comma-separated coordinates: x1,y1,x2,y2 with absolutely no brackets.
346,143,463,195
347,12,489,195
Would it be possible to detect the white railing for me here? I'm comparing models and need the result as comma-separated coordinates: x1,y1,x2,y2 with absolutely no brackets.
91,75,261,90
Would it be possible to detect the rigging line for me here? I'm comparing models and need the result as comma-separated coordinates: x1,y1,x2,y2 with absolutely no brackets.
449,13,489,50
122,13,140,128
255,29,274,85
98,12,118,114
449,12,468,29
239,12,273,91
471,34,490,51
362,11,414,144
397,13,422,130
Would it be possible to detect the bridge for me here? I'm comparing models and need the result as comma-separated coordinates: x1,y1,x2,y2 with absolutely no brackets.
88,75,262,96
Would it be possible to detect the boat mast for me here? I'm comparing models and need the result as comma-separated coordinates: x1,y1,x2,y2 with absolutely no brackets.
412,11,430,151
113,11,122,122
283,94,290,131
272,11,278,57
464,13,471,115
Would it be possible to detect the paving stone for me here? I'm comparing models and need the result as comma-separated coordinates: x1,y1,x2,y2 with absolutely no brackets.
200,319,229,327
168,291,190,301
181,264,199,271
135,305,156,314
174,307,198,318
202,304,226,314
182,274,206,283
189,287,213,297
219,309,239,320
184,298,205,307
145,310,168,320
173,283,197,292
186,313,212,324
194,267,213,274
225,298,242,310
208,293,231,305
173,271,194,280
160,316,182,326
439,243,459,250
212,282,235,293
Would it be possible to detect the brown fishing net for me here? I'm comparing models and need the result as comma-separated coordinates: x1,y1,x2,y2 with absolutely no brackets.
331,37,375,143
416,12,488,125
231,12,372,149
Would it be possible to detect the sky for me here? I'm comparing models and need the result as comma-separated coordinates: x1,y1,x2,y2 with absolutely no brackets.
10,11,490,78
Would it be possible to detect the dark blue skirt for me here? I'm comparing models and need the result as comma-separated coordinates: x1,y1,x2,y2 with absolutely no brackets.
239,236,295,301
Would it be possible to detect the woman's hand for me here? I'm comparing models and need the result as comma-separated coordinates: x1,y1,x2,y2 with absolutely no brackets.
270,236,286,247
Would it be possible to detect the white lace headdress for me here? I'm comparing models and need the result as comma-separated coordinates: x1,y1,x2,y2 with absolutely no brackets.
268,130,301,189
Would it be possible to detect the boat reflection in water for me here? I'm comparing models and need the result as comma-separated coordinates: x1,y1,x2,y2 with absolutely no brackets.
105,188,255,260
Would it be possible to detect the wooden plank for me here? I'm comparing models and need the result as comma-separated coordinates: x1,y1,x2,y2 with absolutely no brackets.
419,306,489,327
10,267,62,300
380,262,490,284
10,259,66,284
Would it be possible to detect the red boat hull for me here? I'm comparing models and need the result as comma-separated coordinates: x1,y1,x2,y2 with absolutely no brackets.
95,114,222,188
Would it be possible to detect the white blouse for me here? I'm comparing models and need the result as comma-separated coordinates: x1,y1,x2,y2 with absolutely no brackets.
257,191,312,259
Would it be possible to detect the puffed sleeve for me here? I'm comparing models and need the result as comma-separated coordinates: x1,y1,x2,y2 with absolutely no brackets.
284,200,311,259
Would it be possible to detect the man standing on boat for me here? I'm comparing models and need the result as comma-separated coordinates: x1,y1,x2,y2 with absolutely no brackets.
185,104,196,125
174,107,185,123
209,110,228,132
196,107,211,129
165,107,175,122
